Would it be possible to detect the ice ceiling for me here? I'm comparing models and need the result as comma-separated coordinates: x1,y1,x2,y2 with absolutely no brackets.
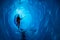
0,0,60,40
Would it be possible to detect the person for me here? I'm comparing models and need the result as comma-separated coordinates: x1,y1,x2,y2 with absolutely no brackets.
14,14,22,29
16,15,20,29
14,14,26,40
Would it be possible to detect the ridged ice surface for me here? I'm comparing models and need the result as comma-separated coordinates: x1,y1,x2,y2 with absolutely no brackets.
0,0,60,40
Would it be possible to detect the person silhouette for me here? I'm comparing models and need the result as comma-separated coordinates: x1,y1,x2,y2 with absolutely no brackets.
14,14,22,29
14,14,26,40
16,15,22,29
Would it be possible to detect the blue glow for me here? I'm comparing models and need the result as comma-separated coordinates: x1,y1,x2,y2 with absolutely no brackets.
8,5,32,31
0,0,60,40
4,0,51,39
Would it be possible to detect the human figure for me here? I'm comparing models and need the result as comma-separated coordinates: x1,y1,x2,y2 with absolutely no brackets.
15,14,26,40
16,15,20,29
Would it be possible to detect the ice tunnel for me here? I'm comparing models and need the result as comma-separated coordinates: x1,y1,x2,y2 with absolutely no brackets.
0,0,60,40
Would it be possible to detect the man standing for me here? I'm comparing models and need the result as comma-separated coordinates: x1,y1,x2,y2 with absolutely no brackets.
15,14,26,40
